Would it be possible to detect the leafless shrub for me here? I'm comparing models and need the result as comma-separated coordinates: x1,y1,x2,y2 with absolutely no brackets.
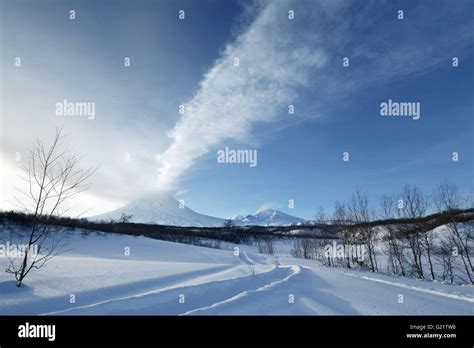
6,128,96,287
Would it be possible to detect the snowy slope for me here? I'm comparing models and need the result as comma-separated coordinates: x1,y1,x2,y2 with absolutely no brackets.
233,208,305,226
1,228,473,315
92,193,226,227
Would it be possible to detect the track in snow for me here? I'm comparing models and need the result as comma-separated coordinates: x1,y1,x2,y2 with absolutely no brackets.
42,264,297,315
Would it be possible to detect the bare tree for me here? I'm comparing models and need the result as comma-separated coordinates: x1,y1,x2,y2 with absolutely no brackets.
398,185,428,279
380,194,395,219
7,128,96,287
257,236,274,255
435,238,456,283
333,201,353,268
420,226,436,280
433,180,473,284
118,213,133,223
315,206,327,224
349,189,378,272
380,195,406,276
291,237,317,260
290,239,304,259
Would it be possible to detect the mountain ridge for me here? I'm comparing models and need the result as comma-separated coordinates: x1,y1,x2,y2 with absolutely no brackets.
92,193,306,227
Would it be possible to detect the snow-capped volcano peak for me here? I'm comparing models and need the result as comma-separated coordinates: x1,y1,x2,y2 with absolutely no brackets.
233,208,305,226
92,193,225,227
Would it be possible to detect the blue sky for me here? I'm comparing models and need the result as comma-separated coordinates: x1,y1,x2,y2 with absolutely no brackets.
1,0,473,219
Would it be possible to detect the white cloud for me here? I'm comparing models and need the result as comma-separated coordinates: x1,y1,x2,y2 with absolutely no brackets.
156,0,474,191
156,1,328,189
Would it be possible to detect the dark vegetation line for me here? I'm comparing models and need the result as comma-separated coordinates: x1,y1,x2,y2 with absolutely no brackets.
1,208,472,243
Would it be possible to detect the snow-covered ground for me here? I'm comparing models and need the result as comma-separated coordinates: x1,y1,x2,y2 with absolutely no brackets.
0,230,473,315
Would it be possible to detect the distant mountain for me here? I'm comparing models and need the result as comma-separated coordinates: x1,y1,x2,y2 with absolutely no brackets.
92,193,226,227
232,208,305,226
92,194,307,227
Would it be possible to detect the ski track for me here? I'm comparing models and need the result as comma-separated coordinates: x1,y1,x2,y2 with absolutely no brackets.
40,263,285,315
39,264,237,315
42,251,298,316
182,265,301,315
343,272,474,303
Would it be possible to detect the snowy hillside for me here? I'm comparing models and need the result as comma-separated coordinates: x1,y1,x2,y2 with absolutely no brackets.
232,208,305,226
92,193,226,227
1,228,473,315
